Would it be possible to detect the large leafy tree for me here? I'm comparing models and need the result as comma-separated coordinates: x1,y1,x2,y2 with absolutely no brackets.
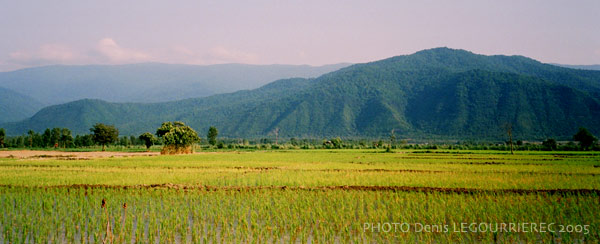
156,121,199,154
207,126,218,146
138,132,156,151
573,127,598,150
90,123,119,151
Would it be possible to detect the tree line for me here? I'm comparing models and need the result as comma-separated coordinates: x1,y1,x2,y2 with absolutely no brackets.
0,122,212,152
0,128,77,148
0,125,598,151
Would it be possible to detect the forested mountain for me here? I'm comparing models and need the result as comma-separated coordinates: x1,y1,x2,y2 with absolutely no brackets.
0,63,350,105
0,87,44,123
2,78,313,136
3,48,600,140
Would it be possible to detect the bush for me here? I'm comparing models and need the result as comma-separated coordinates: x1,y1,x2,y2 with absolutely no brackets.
156,121,199,154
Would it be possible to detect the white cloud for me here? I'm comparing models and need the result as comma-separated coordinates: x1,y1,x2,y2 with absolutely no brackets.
205,46,259,64
2,39,259,71
5,39,153,68
166,45,259,65
39,44,77,62
168,46,206,65
95,38,152,63
7,44,79,66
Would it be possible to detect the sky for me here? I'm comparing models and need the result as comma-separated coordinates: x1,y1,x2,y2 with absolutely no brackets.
0,0,599,71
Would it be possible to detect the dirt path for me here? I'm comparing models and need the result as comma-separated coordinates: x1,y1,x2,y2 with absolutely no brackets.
0,150,159,159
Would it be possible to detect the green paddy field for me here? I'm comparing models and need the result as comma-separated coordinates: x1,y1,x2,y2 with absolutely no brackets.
1,150,599,243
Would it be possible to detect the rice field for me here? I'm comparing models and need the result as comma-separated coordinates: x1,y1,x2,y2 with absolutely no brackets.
0,150,599,243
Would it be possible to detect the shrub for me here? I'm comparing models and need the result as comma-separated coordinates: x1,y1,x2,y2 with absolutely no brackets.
156,121,199,154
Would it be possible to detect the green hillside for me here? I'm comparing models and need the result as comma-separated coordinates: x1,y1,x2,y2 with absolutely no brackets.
406,70,600,138
3,48,600,140
0,87,44,123
2,78,314,136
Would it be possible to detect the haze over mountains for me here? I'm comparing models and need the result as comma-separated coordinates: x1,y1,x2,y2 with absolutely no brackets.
552,64,600,71
0,87,44,123
2,48,600,140
0,63,350,122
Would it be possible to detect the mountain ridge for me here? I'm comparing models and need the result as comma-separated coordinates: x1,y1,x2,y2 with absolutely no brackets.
3,48,599,140
0,62,351,104
0,87,45,123
552,63,600,71
0,62,350,122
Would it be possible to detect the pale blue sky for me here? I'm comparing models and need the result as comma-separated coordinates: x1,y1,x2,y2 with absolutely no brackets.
1,0,599,71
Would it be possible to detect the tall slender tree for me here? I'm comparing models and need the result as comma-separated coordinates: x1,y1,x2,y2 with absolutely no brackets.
42,128,51,147
273,127,279,145
60,128,73,148
387,129,396,152
27,130,35,147
207,126,218,146
0,128,5,148
502,123,514,155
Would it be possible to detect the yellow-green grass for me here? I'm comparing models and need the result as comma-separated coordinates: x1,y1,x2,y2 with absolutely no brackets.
0,150,598,242
1,187,598,243
1,150,598,189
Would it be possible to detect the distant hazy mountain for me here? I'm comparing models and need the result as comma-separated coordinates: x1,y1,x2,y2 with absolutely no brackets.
552,64,600,71
0,63,351,105
0,87,44,123
3,48,600,140
0,62,349,122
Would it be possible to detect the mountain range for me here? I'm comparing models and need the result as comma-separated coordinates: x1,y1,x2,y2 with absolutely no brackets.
0,87,44,123
2,47,599,140
0,63,350,122
553,64,600,71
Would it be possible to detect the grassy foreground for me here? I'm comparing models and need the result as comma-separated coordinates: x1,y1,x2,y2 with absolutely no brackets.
0,150,599,242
